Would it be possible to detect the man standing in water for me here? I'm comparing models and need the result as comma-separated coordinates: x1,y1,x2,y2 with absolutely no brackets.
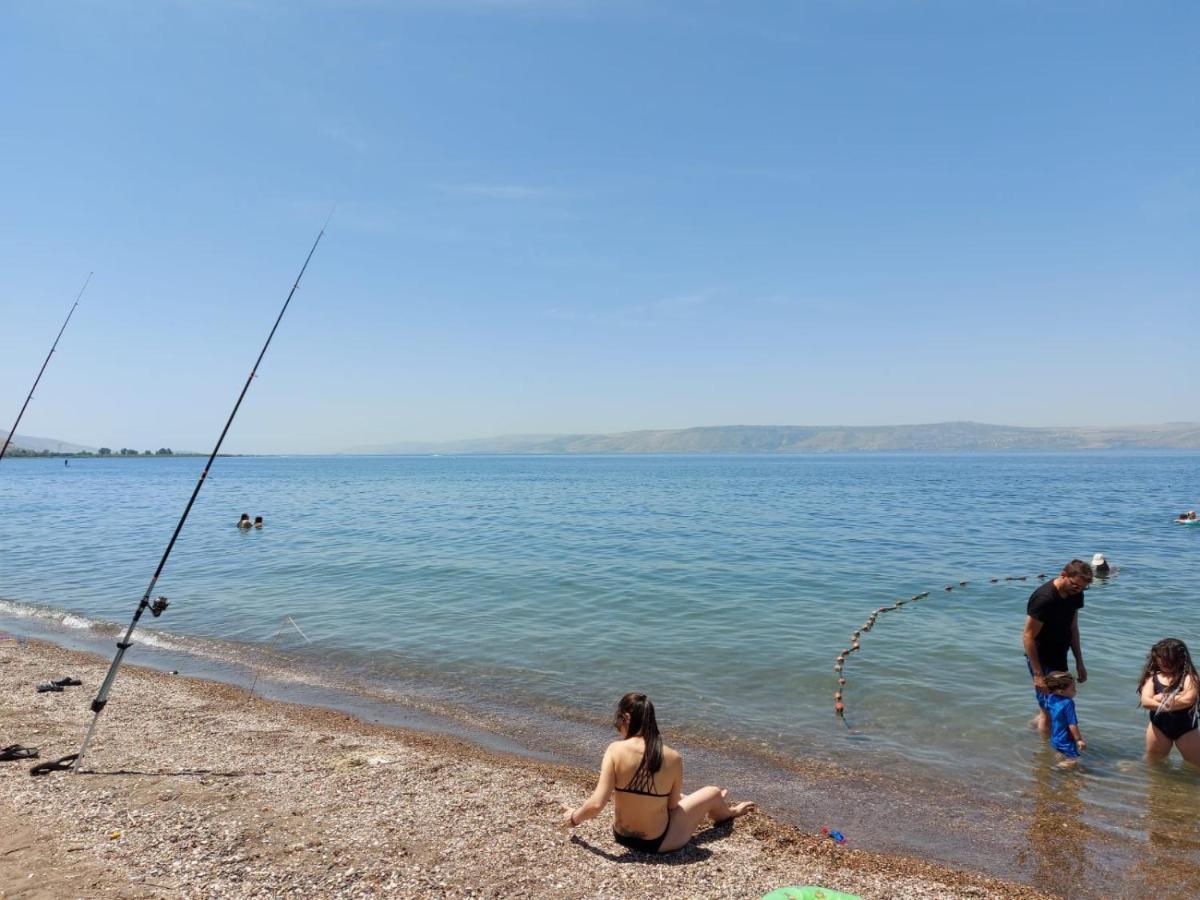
1023,560,1093,736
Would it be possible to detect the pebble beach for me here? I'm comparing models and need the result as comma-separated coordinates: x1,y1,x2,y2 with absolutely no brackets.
0,638,1049,899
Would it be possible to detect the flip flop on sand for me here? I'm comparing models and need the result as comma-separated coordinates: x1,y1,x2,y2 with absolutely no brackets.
35,682,63,693
0,744,39,761
51,677,82,687
29,753,78,777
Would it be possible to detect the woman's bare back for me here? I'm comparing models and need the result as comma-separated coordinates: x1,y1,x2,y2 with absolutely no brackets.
609,738,681,838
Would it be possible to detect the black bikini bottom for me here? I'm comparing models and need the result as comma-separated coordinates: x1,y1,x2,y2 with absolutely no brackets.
1151,710,1198,742
613,824,669,854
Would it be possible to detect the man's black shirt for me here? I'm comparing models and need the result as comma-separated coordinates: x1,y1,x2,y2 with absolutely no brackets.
1027,580,1084,672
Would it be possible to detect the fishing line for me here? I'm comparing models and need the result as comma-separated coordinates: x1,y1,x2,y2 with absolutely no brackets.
73,219,331,773
247,615,313,701
0,273,92,465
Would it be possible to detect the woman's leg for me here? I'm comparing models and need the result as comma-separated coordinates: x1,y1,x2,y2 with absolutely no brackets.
1145,722,1174,762
658,786,755,853
1174,728,1200,767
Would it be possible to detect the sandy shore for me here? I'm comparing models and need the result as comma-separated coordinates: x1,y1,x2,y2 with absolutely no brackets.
0,639,1047,899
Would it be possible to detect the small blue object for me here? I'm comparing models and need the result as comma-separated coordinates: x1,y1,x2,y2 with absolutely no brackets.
821,827,847,844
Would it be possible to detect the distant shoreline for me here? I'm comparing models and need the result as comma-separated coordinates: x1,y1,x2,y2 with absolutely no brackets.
328,447,1200,457
10,448,1199,461
342,421,1200,455
4,452,224,459
11,421,1200,456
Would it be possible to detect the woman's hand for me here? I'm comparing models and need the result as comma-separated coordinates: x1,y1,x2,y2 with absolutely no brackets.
559,804,577,830
1076,739,1087,751
1139,677,1165,709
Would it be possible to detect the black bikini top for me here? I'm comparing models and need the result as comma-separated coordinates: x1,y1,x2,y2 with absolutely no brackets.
614,767,670,798
614,784,670,798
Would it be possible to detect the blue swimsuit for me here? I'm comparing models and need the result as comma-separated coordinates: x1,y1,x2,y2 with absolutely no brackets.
1044,693,1079,757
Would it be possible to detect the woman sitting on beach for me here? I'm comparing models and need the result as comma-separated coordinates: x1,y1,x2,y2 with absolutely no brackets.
1138,638,1200,765
560,692,755,854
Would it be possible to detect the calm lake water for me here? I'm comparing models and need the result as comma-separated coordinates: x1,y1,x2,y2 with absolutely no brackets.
2,453,1198,892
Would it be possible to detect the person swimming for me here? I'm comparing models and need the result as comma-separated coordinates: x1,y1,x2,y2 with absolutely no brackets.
237,513,252,529
1091,553,1111,576
253,515,263,529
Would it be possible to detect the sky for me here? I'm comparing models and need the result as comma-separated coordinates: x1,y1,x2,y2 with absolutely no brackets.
1,0,1196,454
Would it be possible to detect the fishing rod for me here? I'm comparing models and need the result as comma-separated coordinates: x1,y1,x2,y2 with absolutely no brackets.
0,273,92,465
72,222,329,773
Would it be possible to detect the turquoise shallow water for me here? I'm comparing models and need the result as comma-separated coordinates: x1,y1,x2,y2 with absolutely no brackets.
2,452,1199,884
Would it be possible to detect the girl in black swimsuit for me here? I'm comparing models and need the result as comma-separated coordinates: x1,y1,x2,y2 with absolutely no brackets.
561,692,755,854
1138,638,1200,766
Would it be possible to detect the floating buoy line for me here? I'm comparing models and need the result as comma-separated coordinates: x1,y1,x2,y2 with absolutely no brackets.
833,571,1050,726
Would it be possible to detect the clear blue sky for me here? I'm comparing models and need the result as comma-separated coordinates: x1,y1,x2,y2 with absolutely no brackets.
2,1,1196,453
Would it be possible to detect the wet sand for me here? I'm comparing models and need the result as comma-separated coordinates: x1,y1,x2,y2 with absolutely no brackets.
0,638,1048,899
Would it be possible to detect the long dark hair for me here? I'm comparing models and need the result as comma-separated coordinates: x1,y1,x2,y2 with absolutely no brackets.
1138,638,1199,697
615,692,663,792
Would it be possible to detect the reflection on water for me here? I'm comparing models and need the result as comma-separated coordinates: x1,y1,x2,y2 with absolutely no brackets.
1009,740,1200,898
1019,745,1089,895
1135,763,1200,897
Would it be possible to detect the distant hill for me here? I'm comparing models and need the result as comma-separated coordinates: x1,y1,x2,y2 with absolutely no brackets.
1,434,194,457
1,432,96,454
343,422,1200,455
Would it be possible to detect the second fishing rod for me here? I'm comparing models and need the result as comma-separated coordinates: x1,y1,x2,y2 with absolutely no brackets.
0,273,93,465
71,222,330,773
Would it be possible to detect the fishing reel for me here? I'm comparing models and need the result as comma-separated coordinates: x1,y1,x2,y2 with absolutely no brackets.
150,596,169,617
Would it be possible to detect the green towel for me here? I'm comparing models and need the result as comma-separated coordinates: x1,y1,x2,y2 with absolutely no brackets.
760,887,862,900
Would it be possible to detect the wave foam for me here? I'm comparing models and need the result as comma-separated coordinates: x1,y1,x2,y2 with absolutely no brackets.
0,599,38,618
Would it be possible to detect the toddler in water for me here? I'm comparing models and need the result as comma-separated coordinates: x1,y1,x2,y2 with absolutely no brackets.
1043,672,1086,767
